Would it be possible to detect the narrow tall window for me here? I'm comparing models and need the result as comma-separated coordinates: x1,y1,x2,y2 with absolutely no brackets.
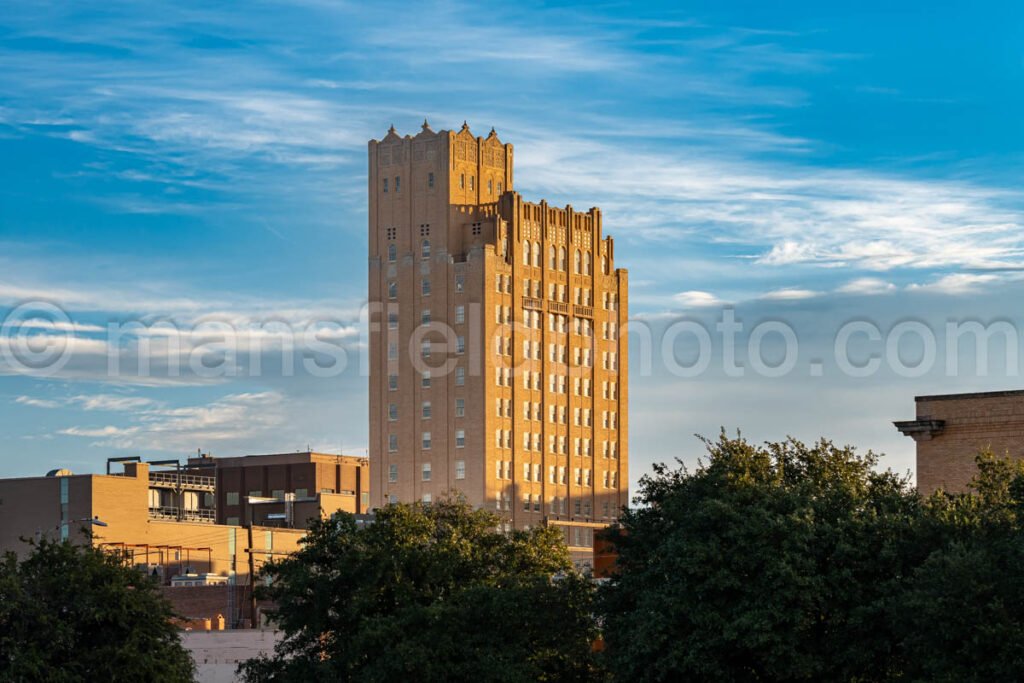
388,464,398,482
383,178,388,193
388,243,396,262
428,172,434,188
394,176,400,192
422,239,430,259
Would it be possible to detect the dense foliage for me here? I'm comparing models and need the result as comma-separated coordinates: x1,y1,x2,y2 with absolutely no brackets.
0,536,194,683
241,499,602,682
600,432,1024,682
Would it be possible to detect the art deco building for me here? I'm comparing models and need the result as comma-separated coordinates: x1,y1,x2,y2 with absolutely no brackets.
368,121,628,557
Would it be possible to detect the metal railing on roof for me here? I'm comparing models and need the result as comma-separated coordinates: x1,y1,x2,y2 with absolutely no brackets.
148,471,216,491
148,506,216,523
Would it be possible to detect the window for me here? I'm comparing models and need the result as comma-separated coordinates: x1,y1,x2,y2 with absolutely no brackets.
226,492,239,506
455,305,465,324
523,241,530,263
388,374,398,391
422,432,432,450
498,182,503,194
470,175,475,191
455,459,466,479
421,279,431,296
388,464,398,483
422,493,432,504
388,494,397,505
559,246,566,270
388,342,397,361
421,309,431,325
422,401,432,419
455,398,465,417
421,340,431,358
388,403,397,421
456,336,465,354
460,173,465,189
428,172,434,188
387,312,398,329
383,178,388,193
387,243,396,262
422,371,431,388
422,239,430,259
584,252,591,275
395,176,401,192
249,490,262,498
422,462,432,480
488,179,493,194
455,274,464,292
574,250,581,273
549,245,557,269
455,367,465,386
387,281,397,299
456,429,465,448
388,434,398,452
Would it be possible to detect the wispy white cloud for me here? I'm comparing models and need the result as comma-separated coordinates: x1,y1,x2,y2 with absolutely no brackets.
673,290,726,308
15,396,63,409
58,391,287,451
907,273,1006,295
759,287,820,301
836,277,898,295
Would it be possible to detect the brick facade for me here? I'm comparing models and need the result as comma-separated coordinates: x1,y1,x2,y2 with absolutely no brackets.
895,389,1024,494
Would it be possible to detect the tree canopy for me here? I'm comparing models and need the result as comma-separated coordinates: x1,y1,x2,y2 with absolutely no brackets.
0,536,194,683
241,499,602,683
599,432,1024,682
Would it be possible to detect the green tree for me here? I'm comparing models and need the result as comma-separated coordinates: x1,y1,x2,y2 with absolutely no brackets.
0,536,195,683
891,453,1024,682
599,432,927,682
240,499,602,682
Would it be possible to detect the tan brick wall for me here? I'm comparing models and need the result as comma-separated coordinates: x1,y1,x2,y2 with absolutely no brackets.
909,391,1024,494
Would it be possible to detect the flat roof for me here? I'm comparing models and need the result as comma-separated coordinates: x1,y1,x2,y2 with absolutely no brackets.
212,451,367,467
916,389,1024,402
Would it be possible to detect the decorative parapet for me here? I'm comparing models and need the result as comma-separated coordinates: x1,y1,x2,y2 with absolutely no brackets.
893,418,946,442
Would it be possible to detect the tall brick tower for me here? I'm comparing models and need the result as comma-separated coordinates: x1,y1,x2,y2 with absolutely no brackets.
367,121,628,562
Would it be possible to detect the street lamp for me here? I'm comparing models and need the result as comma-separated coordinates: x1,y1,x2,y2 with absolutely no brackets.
73,517,108,527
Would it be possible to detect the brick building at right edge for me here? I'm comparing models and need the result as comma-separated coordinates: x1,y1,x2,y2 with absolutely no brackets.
895,389,1024,494
367,121,628,561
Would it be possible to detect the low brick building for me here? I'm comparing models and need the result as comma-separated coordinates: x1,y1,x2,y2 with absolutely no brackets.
895,389,1024,494
0,450,368,627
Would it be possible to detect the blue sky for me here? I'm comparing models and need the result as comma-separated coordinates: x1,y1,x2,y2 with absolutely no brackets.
1,1,1022,488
